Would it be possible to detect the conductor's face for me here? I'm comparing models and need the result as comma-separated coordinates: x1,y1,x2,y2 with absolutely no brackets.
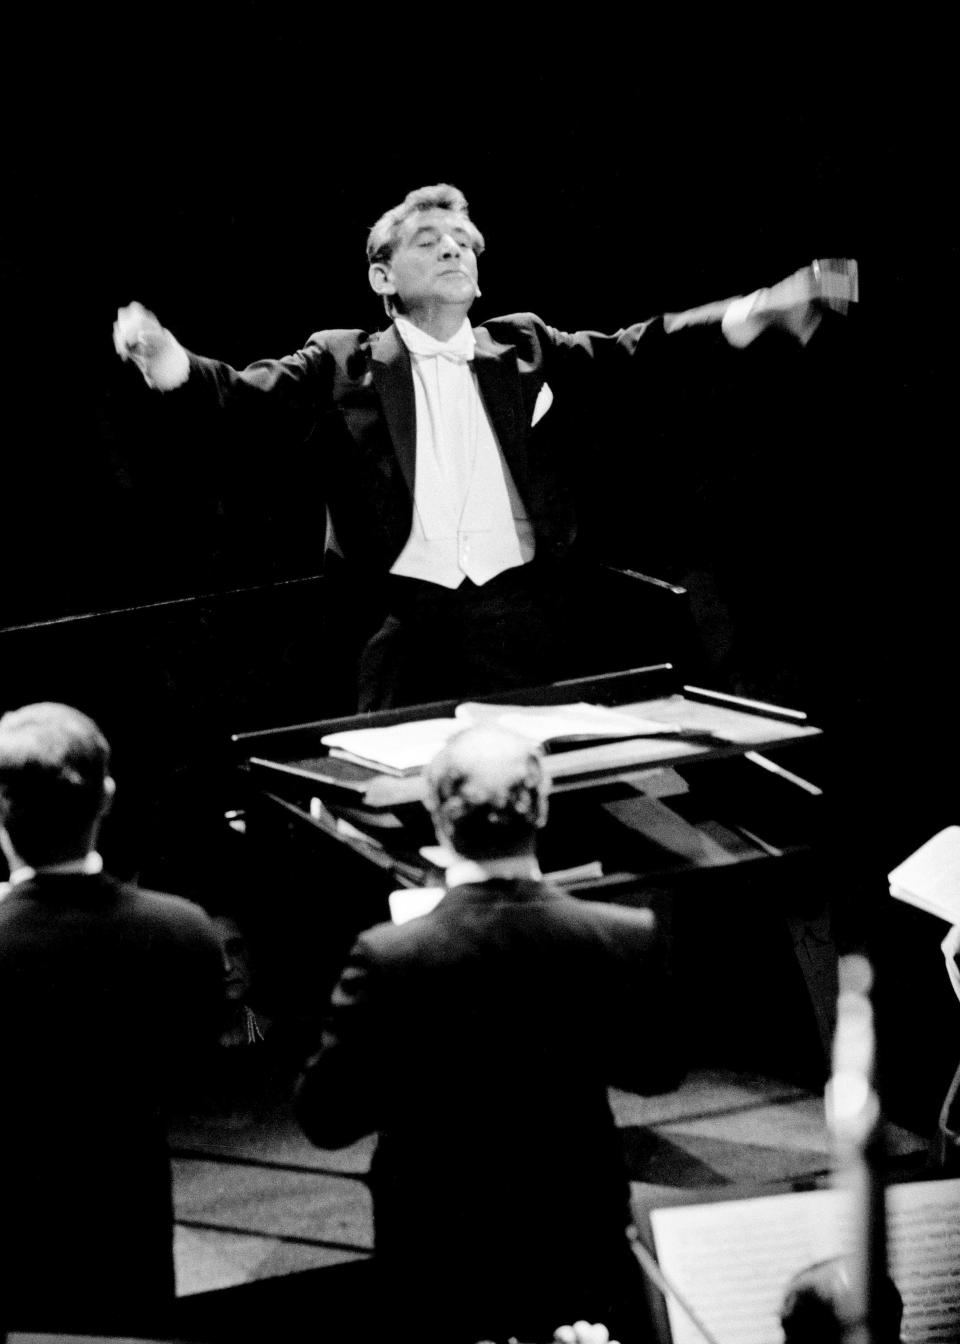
372,208,480,319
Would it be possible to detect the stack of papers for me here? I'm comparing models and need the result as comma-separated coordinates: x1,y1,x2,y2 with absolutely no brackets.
321,701,679,776
322,717,460,775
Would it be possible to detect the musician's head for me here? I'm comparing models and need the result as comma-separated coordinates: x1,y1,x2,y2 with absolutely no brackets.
780,1256,903,1343
0,702,115,871
367,183,485,321
423,725,548,862
210,912,255,1003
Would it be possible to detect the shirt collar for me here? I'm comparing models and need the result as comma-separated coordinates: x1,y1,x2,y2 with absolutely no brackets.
445,855,542,889
394,316,476,363
6,851,104,888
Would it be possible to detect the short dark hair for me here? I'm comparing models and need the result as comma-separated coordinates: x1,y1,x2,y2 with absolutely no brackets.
780,1257,903,1343
366,183,486,266
0,702,111,866
423,726,546,862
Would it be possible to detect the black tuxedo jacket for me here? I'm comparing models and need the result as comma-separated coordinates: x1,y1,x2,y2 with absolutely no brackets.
182,312,720,577
294,878,684,1335
0,871,223,1333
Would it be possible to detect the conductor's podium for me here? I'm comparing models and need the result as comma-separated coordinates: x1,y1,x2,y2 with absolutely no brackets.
232,664,836,1085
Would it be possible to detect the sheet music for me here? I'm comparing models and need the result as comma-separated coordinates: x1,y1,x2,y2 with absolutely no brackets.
648,1179,960,1344
888,1181,960,1337
889,826,960,924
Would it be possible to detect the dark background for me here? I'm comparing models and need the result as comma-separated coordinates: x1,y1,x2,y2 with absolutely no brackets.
1,19,956,1110
3,38,952,782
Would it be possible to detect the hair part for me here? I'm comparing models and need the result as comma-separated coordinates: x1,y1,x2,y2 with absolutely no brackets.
0,702,111,866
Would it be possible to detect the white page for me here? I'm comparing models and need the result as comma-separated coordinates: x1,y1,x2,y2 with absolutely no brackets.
455,700,676,740
321,717,459,771
388,886,445,924
889,827,960,923
321,702,670,773
650,1187,845,1344
887,1179,960,1338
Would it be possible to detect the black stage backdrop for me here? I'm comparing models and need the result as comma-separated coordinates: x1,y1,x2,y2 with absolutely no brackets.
1,23,955,884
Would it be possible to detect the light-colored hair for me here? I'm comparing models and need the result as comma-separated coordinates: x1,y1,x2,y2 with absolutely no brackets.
423,725,546,862
366,183,486,267
0,702,111,866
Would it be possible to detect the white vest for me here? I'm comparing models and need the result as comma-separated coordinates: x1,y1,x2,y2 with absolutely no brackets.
389,317,535,588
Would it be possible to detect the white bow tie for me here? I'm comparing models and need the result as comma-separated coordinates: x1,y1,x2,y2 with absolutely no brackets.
396,318,476,364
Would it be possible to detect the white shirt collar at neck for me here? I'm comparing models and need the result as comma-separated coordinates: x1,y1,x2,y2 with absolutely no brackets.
445,855,542,890
6,851,104,888
394,316,476,362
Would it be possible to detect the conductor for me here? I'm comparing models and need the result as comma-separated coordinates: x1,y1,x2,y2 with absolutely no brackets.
114,183,855,711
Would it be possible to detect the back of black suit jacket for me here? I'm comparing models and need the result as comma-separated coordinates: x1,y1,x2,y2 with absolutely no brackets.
297,879,683,1278
0,872,222,1331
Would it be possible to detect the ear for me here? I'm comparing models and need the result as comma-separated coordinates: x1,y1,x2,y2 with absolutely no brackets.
432,811,451,847
534,790,549,831
368,262,396,298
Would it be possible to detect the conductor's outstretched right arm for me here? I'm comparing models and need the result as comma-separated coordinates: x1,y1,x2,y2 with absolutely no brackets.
113,301,190,390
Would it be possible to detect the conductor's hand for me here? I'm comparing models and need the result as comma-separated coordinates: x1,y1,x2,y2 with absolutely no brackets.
113,301,189,389
751,258,859,343
724,258,858,348
114,301,168,365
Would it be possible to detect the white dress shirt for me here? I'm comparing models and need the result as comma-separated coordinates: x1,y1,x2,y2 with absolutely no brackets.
390,317,535,588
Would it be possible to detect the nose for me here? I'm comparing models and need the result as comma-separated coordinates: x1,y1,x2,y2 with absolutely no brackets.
438,233,462,259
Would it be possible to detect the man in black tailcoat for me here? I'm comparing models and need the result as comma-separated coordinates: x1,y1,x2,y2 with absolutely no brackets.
295,724,684,1343
0,701,223,1337
114,183,849,711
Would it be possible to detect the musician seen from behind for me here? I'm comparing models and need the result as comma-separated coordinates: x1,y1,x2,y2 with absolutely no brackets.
294,723,684,1344
0,701,224,1338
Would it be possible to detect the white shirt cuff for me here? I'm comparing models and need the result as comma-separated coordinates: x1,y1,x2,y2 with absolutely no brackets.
721,290,765,348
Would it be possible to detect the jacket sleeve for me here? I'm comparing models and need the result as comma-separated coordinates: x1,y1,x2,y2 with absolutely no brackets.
145,893,229,1103
484,313,737,467
599,901,688,1097
294,935,384,1149
491,310,732,385
174,333,339,445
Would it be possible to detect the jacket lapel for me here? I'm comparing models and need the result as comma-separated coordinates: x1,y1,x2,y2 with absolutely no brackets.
369,325,417,498
367,323,528,504
471,327,533,497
